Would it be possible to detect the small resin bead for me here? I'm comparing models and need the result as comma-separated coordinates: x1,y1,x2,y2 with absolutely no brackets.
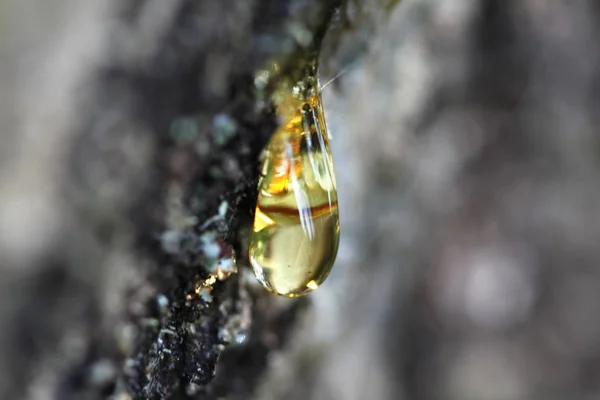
248,91,340,297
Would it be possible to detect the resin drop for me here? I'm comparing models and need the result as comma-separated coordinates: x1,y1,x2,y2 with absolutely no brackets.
249,91,340,297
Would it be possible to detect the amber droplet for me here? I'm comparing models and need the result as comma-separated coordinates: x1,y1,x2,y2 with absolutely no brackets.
248,88,340,297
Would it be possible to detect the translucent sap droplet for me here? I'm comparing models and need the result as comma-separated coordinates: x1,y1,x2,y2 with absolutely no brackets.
248,91,340,297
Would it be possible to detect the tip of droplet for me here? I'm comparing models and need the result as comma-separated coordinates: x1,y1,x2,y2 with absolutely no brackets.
306,280,319,290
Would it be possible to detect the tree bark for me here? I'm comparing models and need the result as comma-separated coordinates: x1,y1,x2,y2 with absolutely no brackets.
2,1,600,400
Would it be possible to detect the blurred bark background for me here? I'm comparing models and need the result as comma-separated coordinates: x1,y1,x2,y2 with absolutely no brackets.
2,0,600,399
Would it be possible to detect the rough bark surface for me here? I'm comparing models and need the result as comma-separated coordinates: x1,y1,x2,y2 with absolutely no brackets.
2,0,600,399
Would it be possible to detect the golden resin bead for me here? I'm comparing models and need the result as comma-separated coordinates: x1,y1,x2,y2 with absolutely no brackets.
248,85,340,297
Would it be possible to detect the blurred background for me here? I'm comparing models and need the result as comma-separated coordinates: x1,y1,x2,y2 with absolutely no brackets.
2,0,600,399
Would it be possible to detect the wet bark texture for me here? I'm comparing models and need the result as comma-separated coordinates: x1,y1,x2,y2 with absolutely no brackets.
2,0,600,399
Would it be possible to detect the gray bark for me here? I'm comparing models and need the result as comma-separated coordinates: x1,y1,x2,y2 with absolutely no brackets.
2,0,600,399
